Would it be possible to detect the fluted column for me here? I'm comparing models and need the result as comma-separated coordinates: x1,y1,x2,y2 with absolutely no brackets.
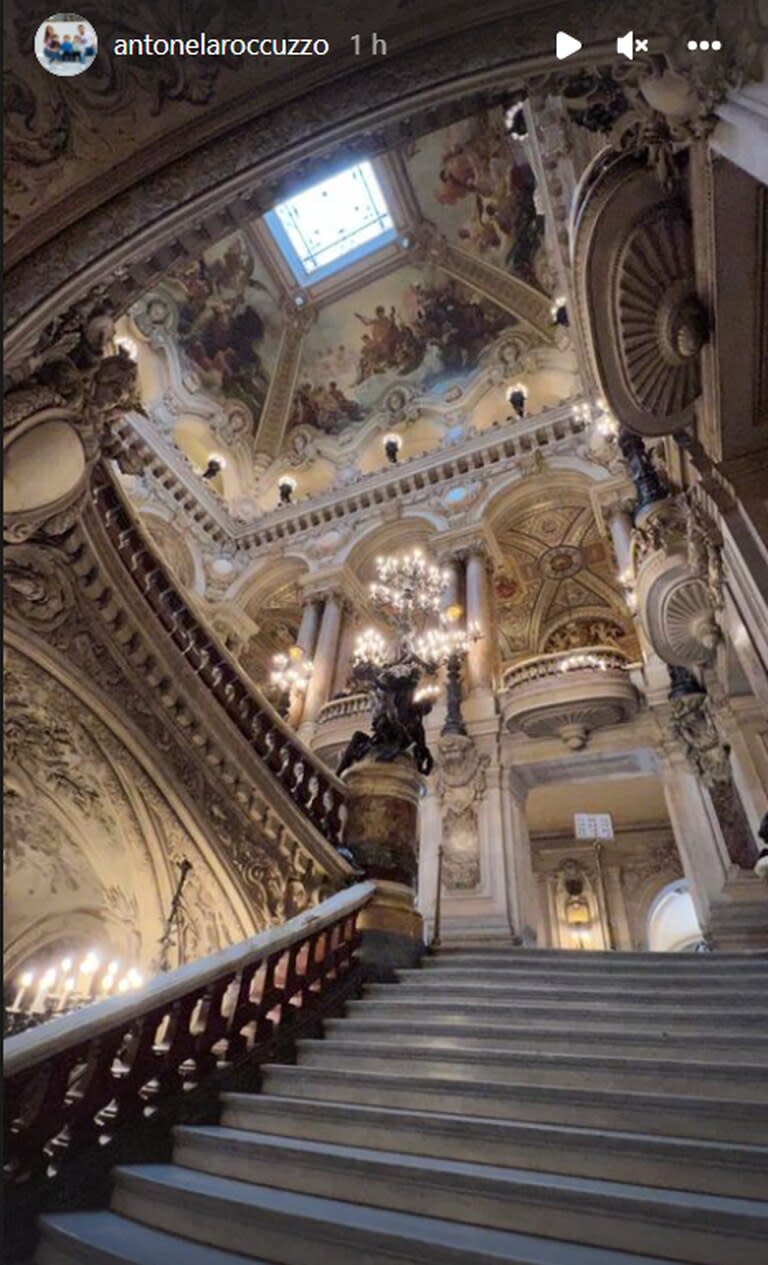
465,546,493,693
296,597,322,660
300,594,343,727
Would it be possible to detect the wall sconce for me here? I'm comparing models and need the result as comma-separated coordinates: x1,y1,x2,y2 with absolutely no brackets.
113,335,138,360
278,476,297,505
507,383,528,419
383,433,402,465
550,296,569,327
202,455,225,480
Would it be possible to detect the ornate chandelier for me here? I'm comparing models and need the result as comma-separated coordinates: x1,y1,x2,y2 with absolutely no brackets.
370,549,446,631
340,549,448,777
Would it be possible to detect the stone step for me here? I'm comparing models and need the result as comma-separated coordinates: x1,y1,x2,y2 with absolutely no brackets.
171,1125,768,1265
295,1038,767,1100
382,976,768,1004
418,960,768,984
260,1064,768,1144
433,947,767,963
326,1015,768,1062
346,996,768,1031
219,1092,768,1200
103,1163,714,1265
35,1211,264,1265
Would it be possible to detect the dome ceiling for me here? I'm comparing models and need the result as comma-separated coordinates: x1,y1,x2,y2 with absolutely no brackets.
123,104,571,515
493,496,640,662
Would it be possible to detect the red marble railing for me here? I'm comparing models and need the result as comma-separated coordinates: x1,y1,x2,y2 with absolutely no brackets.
4,883,373,1189
92,469,346,847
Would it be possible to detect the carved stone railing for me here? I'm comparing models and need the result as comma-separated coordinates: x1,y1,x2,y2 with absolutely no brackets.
502,647,638,749
91,468,347,848
4,883,374,1202
113,403,589,554
317,692,371,725
503,646,631,689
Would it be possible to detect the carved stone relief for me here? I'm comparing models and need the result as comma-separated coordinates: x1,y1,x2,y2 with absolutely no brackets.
435,734,488,890
3,645,252,978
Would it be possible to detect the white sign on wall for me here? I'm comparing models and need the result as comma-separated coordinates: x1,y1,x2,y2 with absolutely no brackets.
574,812,615,840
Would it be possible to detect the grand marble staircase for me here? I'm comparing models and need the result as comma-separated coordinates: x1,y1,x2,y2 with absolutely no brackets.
36,945,768,1265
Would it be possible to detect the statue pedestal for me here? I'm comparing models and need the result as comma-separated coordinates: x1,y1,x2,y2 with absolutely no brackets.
342,757,424,977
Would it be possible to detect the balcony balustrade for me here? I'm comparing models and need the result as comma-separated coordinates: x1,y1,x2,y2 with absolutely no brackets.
502,646,638,750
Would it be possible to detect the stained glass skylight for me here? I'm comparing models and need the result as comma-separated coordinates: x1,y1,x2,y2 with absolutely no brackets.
266,161,396,283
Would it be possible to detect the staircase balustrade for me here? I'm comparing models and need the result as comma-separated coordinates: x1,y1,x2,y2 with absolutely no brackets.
4,883,374,1198
92,470,346,847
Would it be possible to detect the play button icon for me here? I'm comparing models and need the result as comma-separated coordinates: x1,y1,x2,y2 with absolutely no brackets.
556,30,582,60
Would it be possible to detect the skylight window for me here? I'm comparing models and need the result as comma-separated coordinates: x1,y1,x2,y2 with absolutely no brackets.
266,161,396,283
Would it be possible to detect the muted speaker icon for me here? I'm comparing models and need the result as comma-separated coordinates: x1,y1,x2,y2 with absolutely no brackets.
616,30,634,60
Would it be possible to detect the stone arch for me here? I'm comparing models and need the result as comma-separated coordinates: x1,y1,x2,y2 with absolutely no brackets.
342,515,441,580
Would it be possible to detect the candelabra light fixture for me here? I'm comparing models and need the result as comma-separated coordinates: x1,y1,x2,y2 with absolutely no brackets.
507,382,528,419
270,644,313,717
368,548,447,647
503,101,528,139
550,296,569,327
338,549,449,776
202,454,225,481
415,604,482,736
352,626,389,668
4,952,144,1036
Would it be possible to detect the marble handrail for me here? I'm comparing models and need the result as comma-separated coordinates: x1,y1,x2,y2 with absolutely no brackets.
4,882,374,1186
92,467,347,847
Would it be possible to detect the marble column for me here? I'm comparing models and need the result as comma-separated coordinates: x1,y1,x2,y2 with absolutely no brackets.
296,597,322,660
465,546,494,693
332,606,358,697
661,747,731,927
301,594,343,727
607,508,634,579
501,772,540,945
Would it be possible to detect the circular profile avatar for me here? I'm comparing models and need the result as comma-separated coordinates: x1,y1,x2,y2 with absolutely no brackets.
35,13,97,76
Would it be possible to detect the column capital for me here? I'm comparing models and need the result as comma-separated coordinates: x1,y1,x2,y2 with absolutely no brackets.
433,527,501,569
300,566,364,612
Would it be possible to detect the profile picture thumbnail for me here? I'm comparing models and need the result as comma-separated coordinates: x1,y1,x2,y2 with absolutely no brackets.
35,13,98,76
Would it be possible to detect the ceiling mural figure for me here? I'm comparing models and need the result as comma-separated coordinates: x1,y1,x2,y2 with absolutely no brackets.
291,267,515,435
404,107,548,288
164,232,282,428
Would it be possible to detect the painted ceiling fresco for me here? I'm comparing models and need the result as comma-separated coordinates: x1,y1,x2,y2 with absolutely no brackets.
163,231,283,425
403,107,547,289
290,265,514,434
139,104,550,470
493,499,639,663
